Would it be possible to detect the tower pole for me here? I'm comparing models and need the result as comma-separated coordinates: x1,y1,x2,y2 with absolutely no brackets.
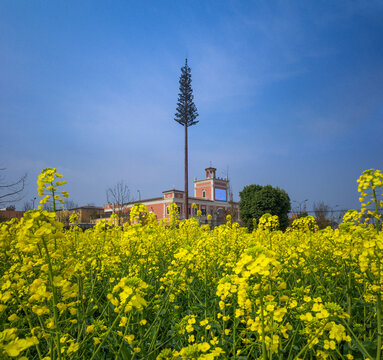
174,58,198,219
185,122,188,219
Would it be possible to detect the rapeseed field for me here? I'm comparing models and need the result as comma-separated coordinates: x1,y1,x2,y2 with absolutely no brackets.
0,168,382,359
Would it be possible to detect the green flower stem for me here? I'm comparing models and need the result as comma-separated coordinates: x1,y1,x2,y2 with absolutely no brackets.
14,294,43,360
138,262,187,349
372,188,380,233
232,316,237,360
285,326,299,359
259,295,268,360
204,244,208,321
148,309,168,354
50,182,56,213
114,312,132,360
48,185,58,251
42,236,61,360
147,333,178,357
90,308,124,360
340,318,374,360
377,261,382,360
347,269,352,323
294,322,328,359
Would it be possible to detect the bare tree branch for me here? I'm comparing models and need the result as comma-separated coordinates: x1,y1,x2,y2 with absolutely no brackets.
64,200,79,210
106,180,133,225
313,201,334,229
23,200,34,211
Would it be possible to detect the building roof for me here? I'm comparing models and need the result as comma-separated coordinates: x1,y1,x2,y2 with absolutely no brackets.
162,189,184,193
68,206,104,211
194,177,228,183
127,197,163,204
104,197,163,210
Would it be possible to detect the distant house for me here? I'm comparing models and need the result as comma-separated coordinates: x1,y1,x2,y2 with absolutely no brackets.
56,206,104,225
0,207,24,222
103,167,239,226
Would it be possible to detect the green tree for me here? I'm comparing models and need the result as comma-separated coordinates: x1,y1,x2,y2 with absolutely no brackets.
174,58,199,219
239,184,291,231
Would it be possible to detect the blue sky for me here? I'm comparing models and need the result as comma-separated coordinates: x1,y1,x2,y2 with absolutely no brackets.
1,0,382,213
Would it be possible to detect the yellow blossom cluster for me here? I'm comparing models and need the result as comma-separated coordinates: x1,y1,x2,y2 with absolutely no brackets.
291,215,319,232
357,168,383,229
37,168,68,211
257,213,280,231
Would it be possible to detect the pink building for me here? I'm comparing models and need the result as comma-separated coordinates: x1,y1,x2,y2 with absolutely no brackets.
105,167,239,225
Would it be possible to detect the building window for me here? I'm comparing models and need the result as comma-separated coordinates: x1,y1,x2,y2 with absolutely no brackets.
201,208,206,216
202,190,206,198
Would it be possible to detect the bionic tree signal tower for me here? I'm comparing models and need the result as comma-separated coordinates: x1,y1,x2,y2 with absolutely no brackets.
174,58,199,219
